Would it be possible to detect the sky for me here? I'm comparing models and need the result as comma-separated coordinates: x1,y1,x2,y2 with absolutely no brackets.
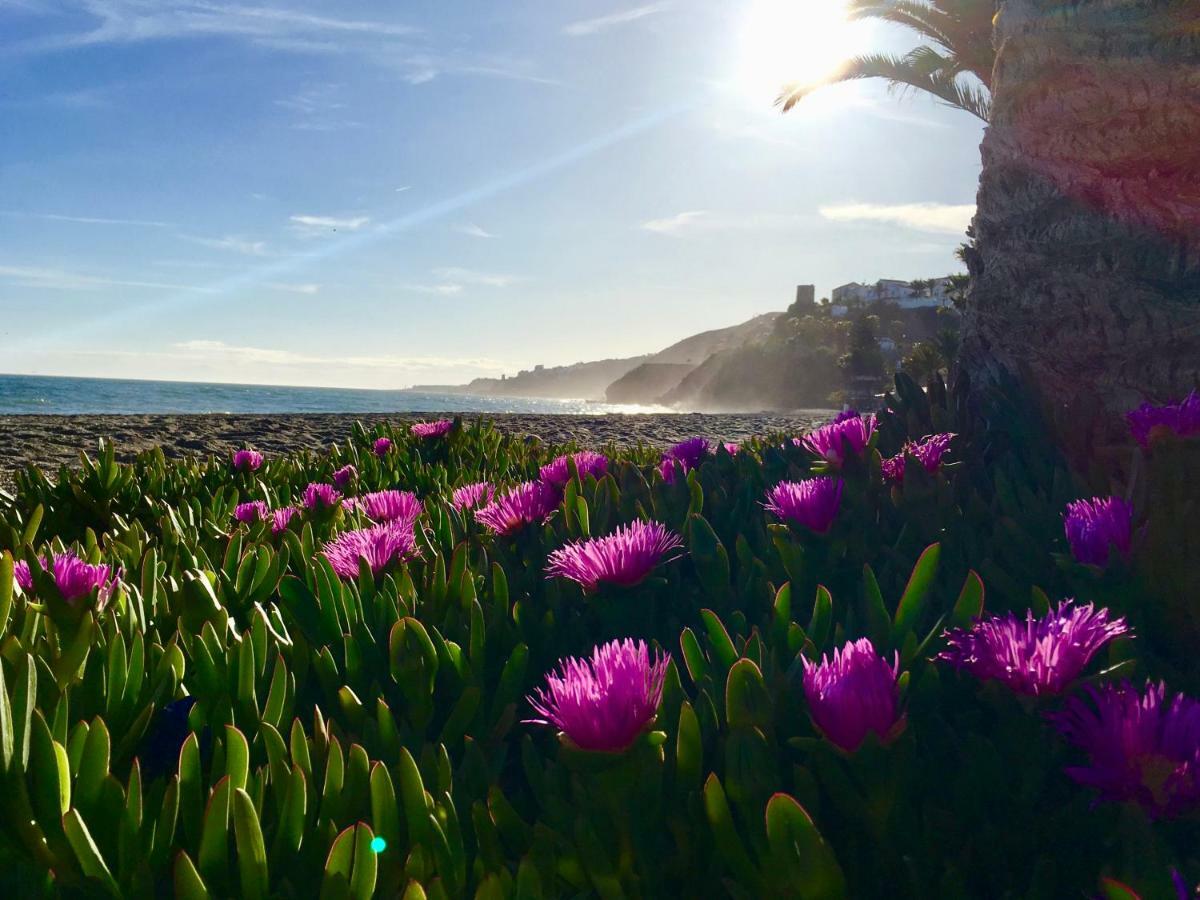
0,0,985,389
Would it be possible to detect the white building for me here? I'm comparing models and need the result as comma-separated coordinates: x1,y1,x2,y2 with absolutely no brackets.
830,278,954,312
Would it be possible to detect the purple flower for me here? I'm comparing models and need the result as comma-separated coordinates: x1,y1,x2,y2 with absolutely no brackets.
373,437,393,457
546,520,685,590
232,449,264,473
359,490,423,526
1050,681,1200,819
272,507,298,534
764,477,844,534
939,601,1130,696
13,560,32,593
332,464,358,489
881,432,955,483
321,521,421,580
526,638,669,752
51,554,119,605
659,437,711,484
234,501,270,525
303,482,343,512
801,413,877,467
832,408,861,425
880,454,905,483
1127,390,1200,448
1065,496,1134,566
451,481,495,511
802,638,905,753
540,452,609,488
475,481,560,536
21,553,119,606
412,419,454,439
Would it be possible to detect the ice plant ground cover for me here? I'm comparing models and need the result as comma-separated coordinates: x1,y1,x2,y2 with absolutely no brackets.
0,374,1197,898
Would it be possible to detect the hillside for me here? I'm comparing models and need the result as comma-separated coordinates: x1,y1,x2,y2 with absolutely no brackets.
408,312,782,403
411,356,647,400
646,313,781,365
605,363,696,404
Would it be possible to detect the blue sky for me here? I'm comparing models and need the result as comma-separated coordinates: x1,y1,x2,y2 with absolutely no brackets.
0,1,984,389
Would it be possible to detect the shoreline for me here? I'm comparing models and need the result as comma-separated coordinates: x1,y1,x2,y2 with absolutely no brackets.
0,411,832,489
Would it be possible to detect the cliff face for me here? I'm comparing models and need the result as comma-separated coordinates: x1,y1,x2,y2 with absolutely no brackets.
605,363,696,404
647,313,782,365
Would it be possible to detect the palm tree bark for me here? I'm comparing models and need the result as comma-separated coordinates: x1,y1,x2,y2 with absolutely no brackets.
959,0,1200,471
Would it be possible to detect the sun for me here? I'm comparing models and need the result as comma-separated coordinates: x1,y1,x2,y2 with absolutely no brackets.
735,0,857,106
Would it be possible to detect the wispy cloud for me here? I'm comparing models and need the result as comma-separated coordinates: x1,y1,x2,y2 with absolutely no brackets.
453,223,495,239
13,3,551,88
185,234,269,256
431,267,518,288
274,83,361,131
266,282,321,294
404,283,465,296
170,339,504,372
641,210,710,235
819,202,975,235
640,210,809,236
289,214,371,238
27,1,418,51
563,3,668,36
0,210,171,228
0,263,206,291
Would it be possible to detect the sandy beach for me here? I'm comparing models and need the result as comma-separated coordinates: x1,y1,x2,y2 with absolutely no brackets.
0,411,831,489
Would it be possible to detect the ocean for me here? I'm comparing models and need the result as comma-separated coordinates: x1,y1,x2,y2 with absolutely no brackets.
0,374,673,416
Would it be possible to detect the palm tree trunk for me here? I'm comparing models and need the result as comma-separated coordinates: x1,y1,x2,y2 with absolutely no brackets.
959,0,1200,471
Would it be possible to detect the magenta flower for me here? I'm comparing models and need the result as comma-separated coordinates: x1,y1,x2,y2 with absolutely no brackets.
546,521,684,590
272,507,298,534
303,482,343,512
832,408,861,425
234,501,270,525
321,521,421,580
1050,681,1200,819
451,481,495,511
802,639,905,753
232,449,264,473
332,464,358,489
764,477,844,534
51,554,119,605
20,553,119,606
1065,496,1134,566
475,481,560,536
801,413,877,467
359,490,423,525
1127,391,1200,448
939,601,1130,696
659,437,711,484
373,437,393,457
13,560,32,593
881,432,955,483
411,419,454,439
526,638,669,752
722,442,740,455
540,452,609,488
880,454,905,483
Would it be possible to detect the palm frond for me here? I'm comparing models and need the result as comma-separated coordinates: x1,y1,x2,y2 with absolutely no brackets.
777,52,991,121
847,0,957,53
846,0,996,85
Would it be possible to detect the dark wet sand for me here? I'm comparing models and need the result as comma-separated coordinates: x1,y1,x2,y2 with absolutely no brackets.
0,412,831,489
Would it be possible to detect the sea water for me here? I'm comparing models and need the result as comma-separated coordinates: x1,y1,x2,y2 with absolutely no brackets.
0,374,673,416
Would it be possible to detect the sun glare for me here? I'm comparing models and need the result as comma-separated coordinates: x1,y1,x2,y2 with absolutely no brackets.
735,0,856,106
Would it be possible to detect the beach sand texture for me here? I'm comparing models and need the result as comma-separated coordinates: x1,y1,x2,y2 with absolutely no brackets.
0,412,832,489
